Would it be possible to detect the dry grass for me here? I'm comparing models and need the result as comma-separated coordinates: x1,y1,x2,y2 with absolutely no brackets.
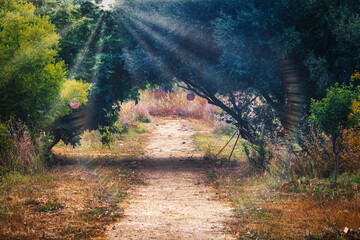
0,120,43,175
0,123,153,239
189,119,246,162
118,89,217,124
208,165,360,239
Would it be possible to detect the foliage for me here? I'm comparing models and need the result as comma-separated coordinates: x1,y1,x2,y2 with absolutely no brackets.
99,126,115,146
342,74,360,169
60,79,92,107
310,85,357,138
0,0,66,129
119,0,360,157
135,114,151,123
36,0,157,148
244,139,273,172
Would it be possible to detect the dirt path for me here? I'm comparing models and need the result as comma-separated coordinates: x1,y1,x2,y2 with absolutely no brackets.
107,119,234,239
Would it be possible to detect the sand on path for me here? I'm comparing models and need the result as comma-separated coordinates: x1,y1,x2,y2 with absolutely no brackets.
107,119,234,240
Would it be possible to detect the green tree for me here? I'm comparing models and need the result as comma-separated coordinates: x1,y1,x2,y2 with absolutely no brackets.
310,85,358,187
38,1,150,148
0,0,66,129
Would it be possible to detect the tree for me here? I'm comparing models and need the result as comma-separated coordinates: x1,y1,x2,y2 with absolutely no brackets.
310,85,358,187
38,0,154,148
119,0,295,152
0,0,67,129
0,0,93,159
119,0,360,170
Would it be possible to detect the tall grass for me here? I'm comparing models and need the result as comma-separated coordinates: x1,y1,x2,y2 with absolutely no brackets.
0,120,43,175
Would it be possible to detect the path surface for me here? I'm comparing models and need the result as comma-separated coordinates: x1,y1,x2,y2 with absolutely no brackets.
107,120,234,239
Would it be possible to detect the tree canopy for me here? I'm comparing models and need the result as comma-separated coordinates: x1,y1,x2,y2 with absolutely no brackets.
118,0,360,146
0,0,66,127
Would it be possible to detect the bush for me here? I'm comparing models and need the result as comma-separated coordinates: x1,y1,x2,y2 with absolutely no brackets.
135,114,151,123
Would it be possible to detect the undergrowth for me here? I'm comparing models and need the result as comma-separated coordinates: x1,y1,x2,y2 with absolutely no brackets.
191,119,360,240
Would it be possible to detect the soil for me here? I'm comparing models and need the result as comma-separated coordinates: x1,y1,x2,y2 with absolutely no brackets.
107,119,234,239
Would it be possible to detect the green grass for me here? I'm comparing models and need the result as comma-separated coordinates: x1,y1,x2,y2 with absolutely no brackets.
124,124,147,136
274,170,360,198
195,132,245,161
39,200,64,212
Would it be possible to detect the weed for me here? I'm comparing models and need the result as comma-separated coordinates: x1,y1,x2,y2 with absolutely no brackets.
135,125,147,134
39,200,64,212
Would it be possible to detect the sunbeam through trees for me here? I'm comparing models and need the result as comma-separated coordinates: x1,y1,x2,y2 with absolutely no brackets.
1,0,360,239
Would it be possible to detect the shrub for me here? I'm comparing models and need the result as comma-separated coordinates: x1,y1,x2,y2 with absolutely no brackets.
135,114,151,123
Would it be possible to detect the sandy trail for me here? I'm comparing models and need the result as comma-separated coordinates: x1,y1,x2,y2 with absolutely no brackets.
107,119,234,239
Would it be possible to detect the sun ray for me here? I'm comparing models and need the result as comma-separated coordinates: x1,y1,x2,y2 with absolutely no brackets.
90,21,106,83
123,10,218,75
68,13,105,79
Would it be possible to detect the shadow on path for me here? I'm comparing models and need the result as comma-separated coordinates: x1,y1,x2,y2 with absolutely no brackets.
107,120,234,240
